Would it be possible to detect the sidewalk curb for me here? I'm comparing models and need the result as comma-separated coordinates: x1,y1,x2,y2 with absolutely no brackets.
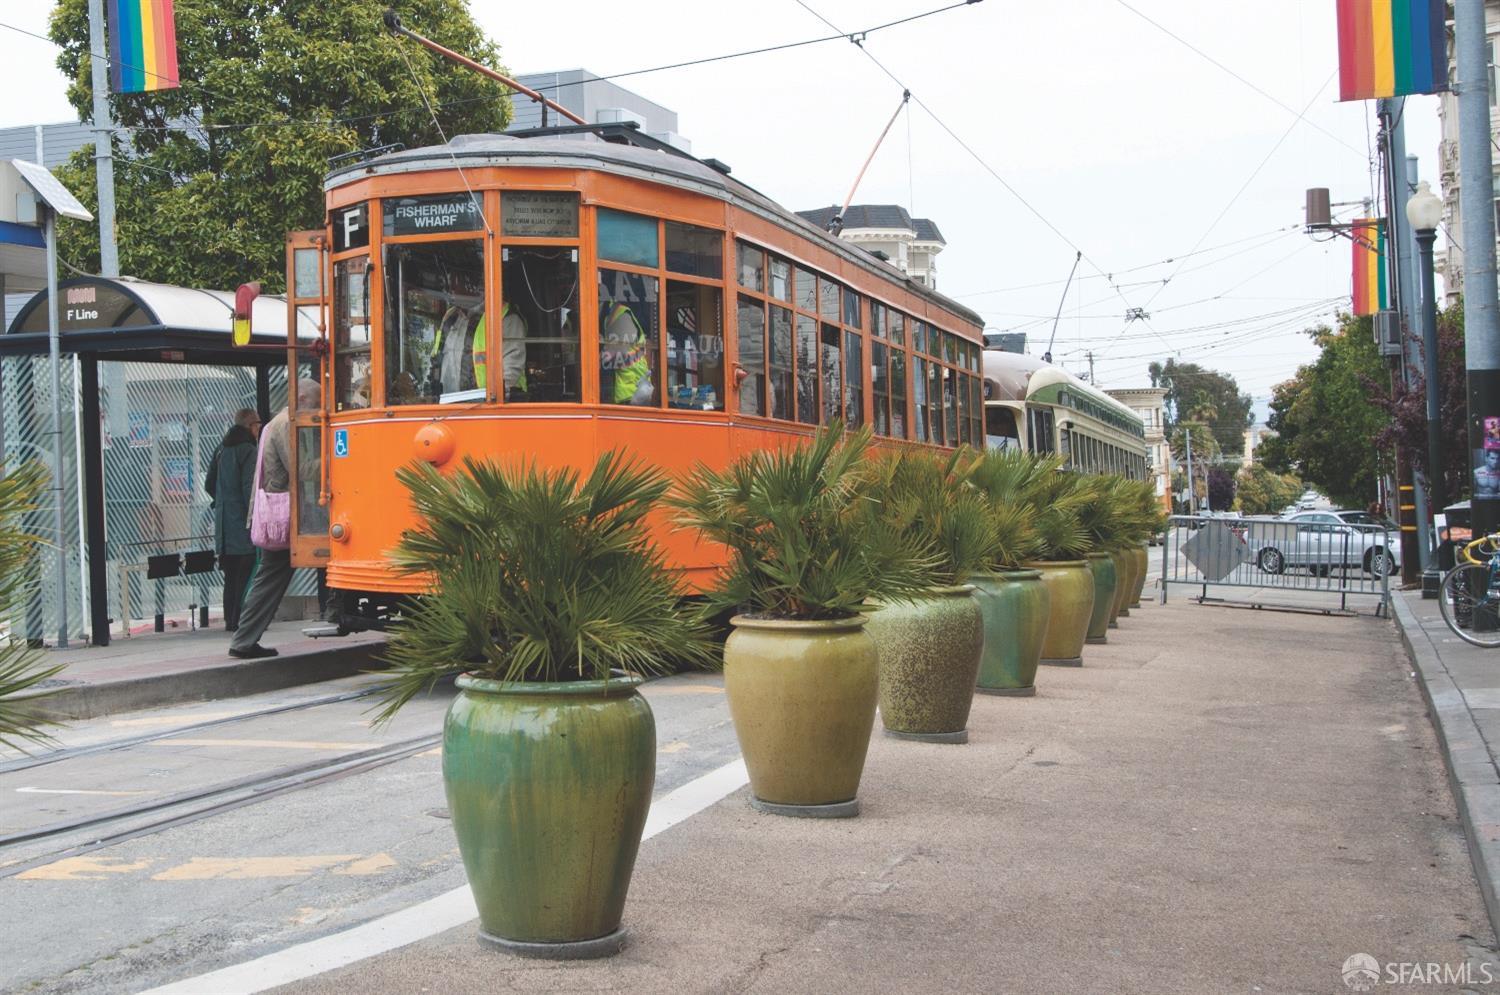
1390,591,1500,942
28,640,388,722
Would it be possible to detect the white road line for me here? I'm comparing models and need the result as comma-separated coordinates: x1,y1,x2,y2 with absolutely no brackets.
136,757,749,995
15,787,153,797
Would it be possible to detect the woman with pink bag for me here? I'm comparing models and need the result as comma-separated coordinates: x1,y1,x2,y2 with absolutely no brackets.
228,379,319,659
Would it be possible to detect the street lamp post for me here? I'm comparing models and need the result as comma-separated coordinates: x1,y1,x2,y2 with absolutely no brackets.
1407,181,1445,597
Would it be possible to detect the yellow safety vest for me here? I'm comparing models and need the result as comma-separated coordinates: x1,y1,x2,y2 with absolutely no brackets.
604,303,649,403
432,304,523,392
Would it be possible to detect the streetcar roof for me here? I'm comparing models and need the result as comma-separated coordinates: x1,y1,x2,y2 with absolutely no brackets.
982,349,1142,426
325,132,985,330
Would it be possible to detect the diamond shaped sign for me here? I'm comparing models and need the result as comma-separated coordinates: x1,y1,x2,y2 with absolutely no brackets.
1180,520,1251,581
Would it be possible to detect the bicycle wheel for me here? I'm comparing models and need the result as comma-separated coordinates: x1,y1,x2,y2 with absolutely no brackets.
1439,564,1500,648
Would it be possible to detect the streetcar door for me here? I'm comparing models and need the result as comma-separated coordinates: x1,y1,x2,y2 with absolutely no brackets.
286,230,331,570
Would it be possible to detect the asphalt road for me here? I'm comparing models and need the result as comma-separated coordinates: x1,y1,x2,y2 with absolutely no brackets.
0,671,737,995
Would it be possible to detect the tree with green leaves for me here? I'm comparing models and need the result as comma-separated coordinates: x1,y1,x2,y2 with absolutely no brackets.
47,0,510,292
1148,359,1255,455
1169,421,1217,510
1234,464,1303,516
1258,313,1390,509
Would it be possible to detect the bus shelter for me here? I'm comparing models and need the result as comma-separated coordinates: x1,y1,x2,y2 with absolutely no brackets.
1,276,315,646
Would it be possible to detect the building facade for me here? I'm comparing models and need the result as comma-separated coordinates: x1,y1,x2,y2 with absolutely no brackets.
1435,1,1500,302
1105,386,1171,511
793,205,945,288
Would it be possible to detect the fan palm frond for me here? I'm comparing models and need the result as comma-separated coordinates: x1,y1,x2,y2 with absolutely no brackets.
0,461,64,753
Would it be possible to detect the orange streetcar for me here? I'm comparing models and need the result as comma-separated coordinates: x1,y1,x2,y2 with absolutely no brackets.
280,126,986,629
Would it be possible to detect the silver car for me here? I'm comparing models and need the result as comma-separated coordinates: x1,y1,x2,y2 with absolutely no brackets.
1250,510,1399,576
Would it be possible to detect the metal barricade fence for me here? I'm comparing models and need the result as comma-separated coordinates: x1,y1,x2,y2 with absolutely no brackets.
1159,515,1392,616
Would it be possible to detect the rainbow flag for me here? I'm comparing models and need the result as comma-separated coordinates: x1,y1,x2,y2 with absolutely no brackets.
1337,0,1447,101
1352,218,1386,316
107,0,180,94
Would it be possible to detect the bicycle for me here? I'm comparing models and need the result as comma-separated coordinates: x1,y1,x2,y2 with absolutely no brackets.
1438,532,1500,647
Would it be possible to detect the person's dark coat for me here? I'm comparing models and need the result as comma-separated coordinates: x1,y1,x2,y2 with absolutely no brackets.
209,424,256,556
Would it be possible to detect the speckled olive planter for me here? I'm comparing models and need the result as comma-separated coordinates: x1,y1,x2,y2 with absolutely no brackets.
1027,559,1094,666
1084,552,1117,645
444,674,654,958
724,614,877,817
1107,549,1132,625
971,569,1050,695
867,586,983,743
1130,545,1149,607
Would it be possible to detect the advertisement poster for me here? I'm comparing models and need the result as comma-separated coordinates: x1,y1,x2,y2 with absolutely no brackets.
162,457,192,499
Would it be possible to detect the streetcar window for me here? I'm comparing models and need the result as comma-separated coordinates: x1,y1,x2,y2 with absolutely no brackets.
970,376,982,443
382,240,485,406
928,360,944,445
769,305,794,420
912,357,928,442
912,321,928,356
599,268,660,407
666,222,723,277
296,424,327,536
844,330,864,427
736,242,765,292
871,302,886,339
986,406,1019,451
737,296,766,416
795,266,817,312
769,257,792,302
819,279,840,323
795,314,818,425
871,340,890,436
597,209,659,268
889,310,905,346
890,347,908,439
843,289,862,329
821,323,843,424
666,281,724,410
944,367,960,444
501,246,580,403
333,257,372,411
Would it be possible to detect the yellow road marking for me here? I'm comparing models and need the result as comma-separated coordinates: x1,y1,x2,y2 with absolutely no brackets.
153,856,358,880
17,856,153,881
660,741,690,754
146,738,372,751
334,853,396,876
416,747,443,758
111,712,246,727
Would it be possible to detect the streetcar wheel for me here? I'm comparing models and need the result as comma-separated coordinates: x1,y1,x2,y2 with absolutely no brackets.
1257,547,1285,574
1439,564,1500,649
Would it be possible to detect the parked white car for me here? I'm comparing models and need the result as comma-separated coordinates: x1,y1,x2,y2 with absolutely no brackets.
1249,510,1399,576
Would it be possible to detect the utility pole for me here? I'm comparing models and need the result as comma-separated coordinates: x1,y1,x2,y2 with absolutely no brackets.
1457,0,1500,562
1184,429,1195,516
86,0,119,277
1086,350,1096,386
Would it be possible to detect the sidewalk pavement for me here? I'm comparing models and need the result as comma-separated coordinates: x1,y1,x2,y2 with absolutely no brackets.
21,620,386,722
1391,588,1500,944
264,597,1494,994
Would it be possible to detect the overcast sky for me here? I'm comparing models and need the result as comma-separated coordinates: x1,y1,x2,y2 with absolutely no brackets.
0,0,1445,417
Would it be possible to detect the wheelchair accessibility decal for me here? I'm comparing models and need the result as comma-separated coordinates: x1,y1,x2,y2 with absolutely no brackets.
334,429,349,458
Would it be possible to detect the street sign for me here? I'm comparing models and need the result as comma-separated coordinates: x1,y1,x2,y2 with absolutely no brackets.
1180,520,1251,582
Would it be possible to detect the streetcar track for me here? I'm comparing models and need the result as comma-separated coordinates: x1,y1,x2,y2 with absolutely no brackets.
0,685,390,776
0,732,442,880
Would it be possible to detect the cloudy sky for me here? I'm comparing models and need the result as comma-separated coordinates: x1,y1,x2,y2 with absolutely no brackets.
0,1,1446,416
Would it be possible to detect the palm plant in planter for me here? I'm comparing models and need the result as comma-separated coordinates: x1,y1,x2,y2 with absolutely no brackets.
374,451,714,959
1016,467,1096,666
1074,475,1126,642
0,462,64,753
1123,480,1165,608
669,424,932,817
861,448,997,743
966,449,1051,696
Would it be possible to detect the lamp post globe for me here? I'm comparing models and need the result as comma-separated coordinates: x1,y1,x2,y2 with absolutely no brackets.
1406,180,1443,233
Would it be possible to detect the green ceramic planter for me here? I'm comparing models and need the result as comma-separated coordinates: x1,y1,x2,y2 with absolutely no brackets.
724,614,877,817
1025,559,1094,666
1084,552,1117,645
971,569,1050,696
867,586,983,743
1130,545,1149,607
444,674,654,958
1107,549,1131,625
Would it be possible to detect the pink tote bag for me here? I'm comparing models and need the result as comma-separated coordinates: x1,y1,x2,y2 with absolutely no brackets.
248,428,291,551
